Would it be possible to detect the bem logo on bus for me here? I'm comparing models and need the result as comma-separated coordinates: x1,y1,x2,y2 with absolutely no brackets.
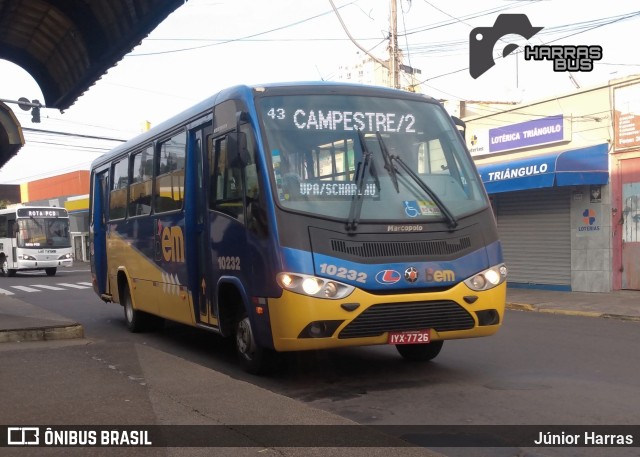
160,225,185,263
375,270,401,284
425,268,456,282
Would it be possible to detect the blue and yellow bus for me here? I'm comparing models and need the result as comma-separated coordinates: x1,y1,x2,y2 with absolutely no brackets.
89,82,506,373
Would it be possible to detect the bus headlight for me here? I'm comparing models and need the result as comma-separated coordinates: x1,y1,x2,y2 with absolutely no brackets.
277,272,354,300
19,255,36,261
301,277,322,295
58,254,72,260
464,264,507,291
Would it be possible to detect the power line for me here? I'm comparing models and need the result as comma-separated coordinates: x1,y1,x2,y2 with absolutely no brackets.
401,1,540,36
130,2,357,57
21,127,126,143
21,141,112,153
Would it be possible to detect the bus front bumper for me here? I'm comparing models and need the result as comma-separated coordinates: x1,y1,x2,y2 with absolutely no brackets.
266,281,506,352
16,258,74,269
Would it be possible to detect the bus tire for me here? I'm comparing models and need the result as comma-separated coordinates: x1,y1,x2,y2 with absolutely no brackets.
396,340,443,362
235,314,273,375
122,284,163,333
45,267,57,276
1,258,13,277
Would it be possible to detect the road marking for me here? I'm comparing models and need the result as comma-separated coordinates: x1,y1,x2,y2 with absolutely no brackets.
0,288,15,295
11,286,41,292
31,284,66,291
56,283,91,289
78,282,93,286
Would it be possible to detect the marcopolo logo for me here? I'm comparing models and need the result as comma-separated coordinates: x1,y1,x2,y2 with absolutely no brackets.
470,14,602,79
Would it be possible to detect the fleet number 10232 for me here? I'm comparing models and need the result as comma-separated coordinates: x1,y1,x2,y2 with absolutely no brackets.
218,256,240,271
319,263,367,283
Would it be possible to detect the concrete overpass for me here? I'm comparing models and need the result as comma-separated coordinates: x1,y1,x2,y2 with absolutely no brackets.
0,0,185,167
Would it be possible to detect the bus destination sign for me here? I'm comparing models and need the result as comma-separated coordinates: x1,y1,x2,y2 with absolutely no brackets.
17,208,68,218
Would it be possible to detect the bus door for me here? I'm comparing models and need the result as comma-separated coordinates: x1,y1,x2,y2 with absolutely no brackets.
90,168,109,295
206,129,251,331
191,124,218,327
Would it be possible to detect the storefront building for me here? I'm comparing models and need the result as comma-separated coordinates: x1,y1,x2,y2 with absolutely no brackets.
464,75,640,292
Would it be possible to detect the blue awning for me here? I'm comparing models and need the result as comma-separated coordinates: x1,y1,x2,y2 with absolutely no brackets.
476,143,609,194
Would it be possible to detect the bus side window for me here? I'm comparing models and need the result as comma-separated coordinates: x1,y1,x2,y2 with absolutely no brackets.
129,146,153,217
109,159,128,220
242,125,268,237
0,215,6,238
211,135,244,221
155,132,186,213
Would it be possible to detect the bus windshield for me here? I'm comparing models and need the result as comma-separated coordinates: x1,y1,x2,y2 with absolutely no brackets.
17,217,71,248
258,94,488,224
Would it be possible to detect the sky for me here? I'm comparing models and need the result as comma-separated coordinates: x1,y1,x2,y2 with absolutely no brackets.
1,0,639,184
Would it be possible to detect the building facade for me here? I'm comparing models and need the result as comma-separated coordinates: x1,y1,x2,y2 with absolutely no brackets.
336,54,423,92
463,75,640,292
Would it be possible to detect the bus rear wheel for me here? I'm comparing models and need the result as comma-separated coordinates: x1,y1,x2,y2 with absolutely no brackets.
45,267,57,276
235,314,274,375
122,284,163,333
396,340,443,362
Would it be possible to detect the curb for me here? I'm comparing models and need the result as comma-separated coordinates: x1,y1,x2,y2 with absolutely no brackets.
507,303,640,322
0,324,84,343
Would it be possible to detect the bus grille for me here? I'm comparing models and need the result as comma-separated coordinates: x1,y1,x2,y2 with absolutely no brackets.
338,300,475,339
330,237,471,259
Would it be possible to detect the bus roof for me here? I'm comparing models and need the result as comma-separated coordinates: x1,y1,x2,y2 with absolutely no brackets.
90,81,438,170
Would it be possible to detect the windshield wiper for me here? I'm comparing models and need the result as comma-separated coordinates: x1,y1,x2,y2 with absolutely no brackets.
346,129,376,231
375,133,458,229
377,131,399,193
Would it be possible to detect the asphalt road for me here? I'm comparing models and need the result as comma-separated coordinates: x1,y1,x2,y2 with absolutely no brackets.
3,265,640,457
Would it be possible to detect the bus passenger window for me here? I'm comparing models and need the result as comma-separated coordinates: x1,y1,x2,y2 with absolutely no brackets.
109,159,128,220
155,132,186,213
129,146,153,216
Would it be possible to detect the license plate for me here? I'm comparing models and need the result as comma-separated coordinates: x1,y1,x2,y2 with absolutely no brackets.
387,329,431,345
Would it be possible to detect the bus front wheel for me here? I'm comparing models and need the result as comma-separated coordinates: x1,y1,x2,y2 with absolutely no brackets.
235,314,273,375
1,259,15,277
396,340,443,362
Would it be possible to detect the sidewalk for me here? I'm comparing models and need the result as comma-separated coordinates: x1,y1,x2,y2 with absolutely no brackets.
0,294,83,343
506,287,640,321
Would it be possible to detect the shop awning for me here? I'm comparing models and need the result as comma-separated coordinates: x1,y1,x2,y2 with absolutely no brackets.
476,143,609,194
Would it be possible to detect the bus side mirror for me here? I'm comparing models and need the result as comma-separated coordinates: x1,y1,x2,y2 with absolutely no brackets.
227,132,250,167
451,116,466,140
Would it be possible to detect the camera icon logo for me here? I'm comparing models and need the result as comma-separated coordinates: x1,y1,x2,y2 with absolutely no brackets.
469,14,543,79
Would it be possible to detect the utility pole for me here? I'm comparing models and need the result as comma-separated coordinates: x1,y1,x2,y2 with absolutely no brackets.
328,0,406,90
389,0,401,89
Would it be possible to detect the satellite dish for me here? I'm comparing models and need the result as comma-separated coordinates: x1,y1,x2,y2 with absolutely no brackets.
18,97,31,111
